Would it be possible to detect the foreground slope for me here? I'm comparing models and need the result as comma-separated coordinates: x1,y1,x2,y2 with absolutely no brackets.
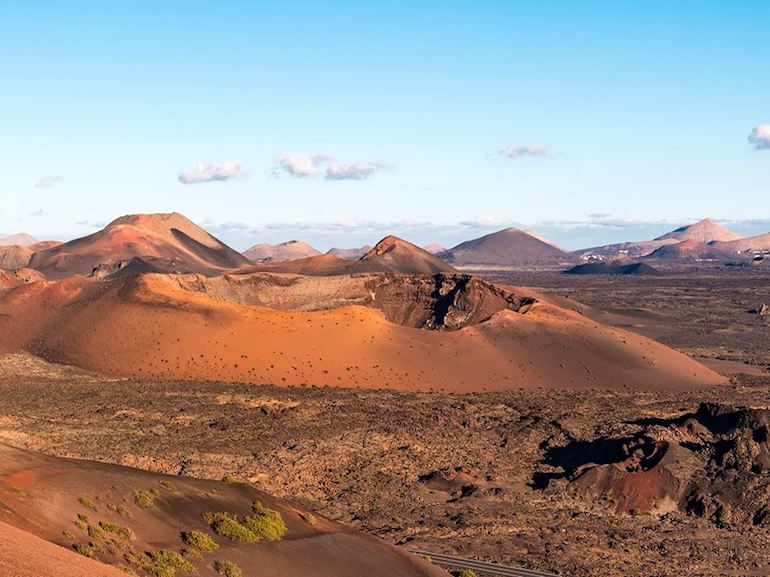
28,213,250,278
0,444,444,577
0,272,725,391
438,228,567,266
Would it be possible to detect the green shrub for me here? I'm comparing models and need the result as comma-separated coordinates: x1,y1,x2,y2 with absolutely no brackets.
87,524,104,540
202,503,287,544
243,502,287,542
78,496,98,511
214,560,242,577
140,550,196,577
202,512,258,543
133,489,157,508
99,521,135,541
183,530,219,552
74,542,102,559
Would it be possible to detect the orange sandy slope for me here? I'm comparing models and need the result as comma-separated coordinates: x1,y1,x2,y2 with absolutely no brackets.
0,274,725,391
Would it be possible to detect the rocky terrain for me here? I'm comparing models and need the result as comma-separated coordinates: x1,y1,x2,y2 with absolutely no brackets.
1,354,770,576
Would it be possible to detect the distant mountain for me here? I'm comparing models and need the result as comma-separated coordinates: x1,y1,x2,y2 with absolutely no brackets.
709,233,770,255
28,212,250,278
574,218,743,260
326,245,373,260
573,239,676,260
243,240,321,263
655,218,742,243
422,243,447,254
438,228,566,266
565,257,661,276
0,233,38,246
647,239,727,261
244,235,456,276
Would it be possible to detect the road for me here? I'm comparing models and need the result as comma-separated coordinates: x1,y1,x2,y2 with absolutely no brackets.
411,550,560,577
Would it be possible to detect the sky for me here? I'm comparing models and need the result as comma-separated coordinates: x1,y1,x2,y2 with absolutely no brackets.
1,0,768,251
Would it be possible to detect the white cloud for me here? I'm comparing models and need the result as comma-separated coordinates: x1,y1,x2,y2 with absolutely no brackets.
499,144,548,159
748,125,770,150
178,160,250,184
29,209,48,217
34,176,62,188
274,152,391,181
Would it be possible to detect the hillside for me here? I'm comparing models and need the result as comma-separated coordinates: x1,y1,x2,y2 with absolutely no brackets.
28,213,250,278
243,240,321,263
0,271,726,392
438,228,566,266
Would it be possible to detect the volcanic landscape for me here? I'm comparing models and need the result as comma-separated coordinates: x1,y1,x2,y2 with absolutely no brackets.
1,213,770,576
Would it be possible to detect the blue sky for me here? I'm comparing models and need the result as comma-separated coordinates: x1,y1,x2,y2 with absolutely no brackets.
1,1,768,250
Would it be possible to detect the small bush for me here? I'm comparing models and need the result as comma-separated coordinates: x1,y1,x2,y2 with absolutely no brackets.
100,521,135,541
141,550,196,577
202,512,258,543
87,524,104,541
243,502,287,542
75,542,102,559
133,489,157,508
202,503,287,544
221,475,238,484
451,571,478,577
214,560,242,577
160,480,177,491
9,485,24,495
74,518,88,532
78,496,98,511
183,530,219,552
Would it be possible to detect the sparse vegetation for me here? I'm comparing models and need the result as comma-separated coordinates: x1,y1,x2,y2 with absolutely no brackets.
74,517,88,532
221,474,238,483
243,501,287,542
132,489,158,508
202,502,287,544
108,503,133,518
74,542,102,559
9,485,24,495
87,523,104,540
100,521,135,540
137,550,196,577
214,560,242,577
78,496,98,511
183,530,219,552
451,571,478,577
202,512,258,543
160,480,177,491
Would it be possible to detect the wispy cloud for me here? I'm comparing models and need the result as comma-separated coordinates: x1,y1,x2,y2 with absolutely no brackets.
499,144,548,159
749,125,770,150
29,209,48,217
34,176,62,189
274,152,391,181
178,160,250,184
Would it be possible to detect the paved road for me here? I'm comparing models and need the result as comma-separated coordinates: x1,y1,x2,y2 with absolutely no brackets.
411,550,560,577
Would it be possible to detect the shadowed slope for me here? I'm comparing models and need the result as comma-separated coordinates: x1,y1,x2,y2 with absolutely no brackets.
438,228,566,266
28,213,250,279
